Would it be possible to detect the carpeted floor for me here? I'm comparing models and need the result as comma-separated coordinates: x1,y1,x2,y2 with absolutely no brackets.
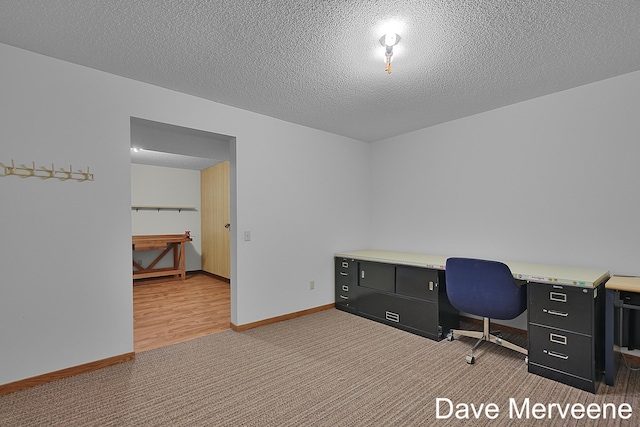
0,309,638,426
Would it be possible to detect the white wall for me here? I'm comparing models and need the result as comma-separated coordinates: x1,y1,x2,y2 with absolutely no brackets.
0,43,370,386
234,131,372,325
370,70,640,328
131,164,202,271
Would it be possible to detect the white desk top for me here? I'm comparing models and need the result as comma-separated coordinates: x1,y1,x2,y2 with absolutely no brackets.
335,249,610,288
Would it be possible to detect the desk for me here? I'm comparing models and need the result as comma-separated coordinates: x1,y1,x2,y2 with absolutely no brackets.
132,234,192,280
605,276,640,386
335,249,610,392
336,249,609,287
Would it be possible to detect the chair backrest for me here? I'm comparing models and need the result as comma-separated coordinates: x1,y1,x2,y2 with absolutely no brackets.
445,257,527,320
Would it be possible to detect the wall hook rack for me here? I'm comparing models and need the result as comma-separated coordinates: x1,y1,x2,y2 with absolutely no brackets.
132,205,197,213
0,159,94,182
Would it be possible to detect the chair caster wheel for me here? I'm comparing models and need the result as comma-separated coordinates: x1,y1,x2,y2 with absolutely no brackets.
466,355,475,364
525,356,528,365
447,333,454,341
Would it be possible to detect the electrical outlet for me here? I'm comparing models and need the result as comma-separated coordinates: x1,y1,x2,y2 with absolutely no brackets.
310,280,315,290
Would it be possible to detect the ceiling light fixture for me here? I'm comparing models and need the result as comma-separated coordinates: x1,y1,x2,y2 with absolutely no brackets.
380,33,400,74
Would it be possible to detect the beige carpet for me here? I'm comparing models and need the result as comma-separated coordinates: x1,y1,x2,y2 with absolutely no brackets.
0,309,638,426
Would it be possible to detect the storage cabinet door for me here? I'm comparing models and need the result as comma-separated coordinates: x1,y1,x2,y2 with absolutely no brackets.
359,262,395,292
396,266,439,301
358,290,439,338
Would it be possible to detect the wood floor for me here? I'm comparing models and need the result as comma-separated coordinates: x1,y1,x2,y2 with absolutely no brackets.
133,272,231,353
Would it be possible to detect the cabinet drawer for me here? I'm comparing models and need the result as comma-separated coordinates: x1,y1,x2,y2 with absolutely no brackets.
358,291,438,336
359,261,395,292
335,283,356,308
335,258,357,310
396,266,439,301
529,283,593,335
335,258,356,283
529,324,593,380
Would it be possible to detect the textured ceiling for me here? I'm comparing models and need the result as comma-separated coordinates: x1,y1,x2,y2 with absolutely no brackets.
1,1,640,142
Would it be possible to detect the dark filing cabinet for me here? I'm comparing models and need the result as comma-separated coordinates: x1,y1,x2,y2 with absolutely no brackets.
334,257,458,340
527,282,605,393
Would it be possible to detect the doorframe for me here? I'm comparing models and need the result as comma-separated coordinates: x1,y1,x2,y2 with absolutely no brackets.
129,117,238,345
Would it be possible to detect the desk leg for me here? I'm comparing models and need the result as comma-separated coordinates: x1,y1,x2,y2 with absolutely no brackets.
173,242,186,280
605,289,617,386
629,309,636,350
169,243,176,279
179,241,186,280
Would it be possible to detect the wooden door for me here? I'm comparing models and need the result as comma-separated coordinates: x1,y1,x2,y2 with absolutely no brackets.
201,161,230,278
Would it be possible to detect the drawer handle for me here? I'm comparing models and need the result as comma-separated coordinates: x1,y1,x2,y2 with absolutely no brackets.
342,262,349,268
385,311,400,323
361,271,365,279
342,285,349,292
339,295,349,300
550,292,567,303
549,333,567,345
339,272,348,276
543,309,568,317
545,350,569,360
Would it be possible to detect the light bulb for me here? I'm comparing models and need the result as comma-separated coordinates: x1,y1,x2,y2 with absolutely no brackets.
378,32,401,74
383,33,397,47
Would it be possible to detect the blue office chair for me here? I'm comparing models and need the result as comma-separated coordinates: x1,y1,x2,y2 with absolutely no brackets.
445,257,527,364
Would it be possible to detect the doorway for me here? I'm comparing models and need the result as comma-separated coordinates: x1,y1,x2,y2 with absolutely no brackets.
130,117,236,351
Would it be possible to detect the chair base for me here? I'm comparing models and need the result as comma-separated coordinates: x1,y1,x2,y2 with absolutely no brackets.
447,317,527,364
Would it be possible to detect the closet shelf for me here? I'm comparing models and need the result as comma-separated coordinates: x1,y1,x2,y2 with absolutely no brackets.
132,205,197,212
